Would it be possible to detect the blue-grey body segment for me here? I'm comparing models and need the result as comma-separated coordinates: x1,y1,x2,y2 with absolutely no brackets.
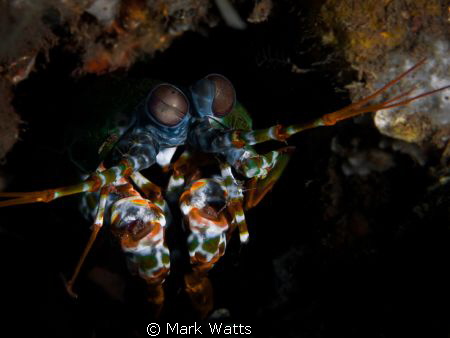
187,117,258,174
190,78,216,118
113,99,190,171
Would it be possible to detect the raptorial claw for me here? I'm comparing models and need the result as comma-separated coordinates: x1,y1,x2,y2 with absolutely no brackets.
245,146,295,209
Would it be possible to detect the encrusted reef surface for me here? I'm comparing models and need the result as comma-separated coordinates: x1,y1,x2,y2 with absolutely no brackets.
319,0,449,157
0,0,213,160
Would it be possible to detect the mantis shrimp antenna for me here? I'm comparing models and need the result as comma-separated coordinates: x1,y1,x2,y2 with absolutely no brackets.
0,159,135,207
226,59,450,147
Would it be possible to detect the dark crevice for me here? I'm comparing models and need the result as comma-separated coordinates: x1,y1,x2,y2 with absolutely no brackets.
0,4,443,338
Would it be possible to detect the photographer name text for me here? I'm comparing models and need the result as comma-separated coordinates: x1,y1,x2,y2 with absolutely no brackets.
146,322,252,336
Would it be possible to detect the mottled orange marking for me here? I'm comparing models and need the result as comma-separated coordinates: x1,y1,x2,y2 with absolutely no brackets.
120,234,137,249
322,113,337,126
123,165,134,177
132,199,148,206
274,124,288,141
97,163,107,171
180,191,190,205
89,175,102,192
194,252,207,264
231,131,246,148
148,222,161,238
149,205,164,218
118,182,140,197
191,180,207,192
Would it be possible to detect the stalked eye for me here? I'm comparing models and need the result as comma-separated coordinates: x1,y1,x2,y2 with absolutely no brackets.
205,74,236,117
147,84,189,126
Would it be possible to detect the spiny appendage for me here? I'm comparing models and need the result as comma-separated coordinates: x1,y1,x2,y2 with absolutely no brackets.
0,159,135,207
65,185,111,298
130,171,167,210
109,187,170,308
184,214,224,318
226,58,450,147
135,248,170,309
219,162,249,243
180,179,229,263
184,224,223,318
166,150,195,202
245,146,295,210
167,169,185,201
110,199,169,296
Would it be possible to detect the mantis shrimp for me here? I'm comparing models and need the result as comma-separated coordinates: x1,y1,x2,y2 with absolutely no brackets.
0,58,448,317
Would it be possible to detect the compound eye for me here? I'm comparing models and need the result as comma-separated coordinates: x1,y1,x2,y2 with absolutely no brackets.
206,74,236,117
147,84,189,126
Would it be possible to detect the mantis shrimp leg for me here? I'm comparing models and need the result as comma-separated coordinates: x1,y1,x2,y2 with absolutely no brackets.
175,159,252,317
65,185,111,298
244,145,295,209
180,178,229,318
166,150,195,202
109,179,170,313
130,171,169,213
50,163,170,314
0,159,137,207
219,162,249,243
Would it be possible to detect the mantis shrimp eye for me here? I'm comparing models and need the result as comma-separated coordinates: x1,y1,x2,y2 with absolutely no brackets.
205,74,236,117
147,84,189,126
190,74,236,118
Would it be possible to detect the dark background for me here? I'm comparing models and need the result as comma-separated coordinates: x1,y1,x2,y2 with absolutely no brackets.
0,4,445,338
